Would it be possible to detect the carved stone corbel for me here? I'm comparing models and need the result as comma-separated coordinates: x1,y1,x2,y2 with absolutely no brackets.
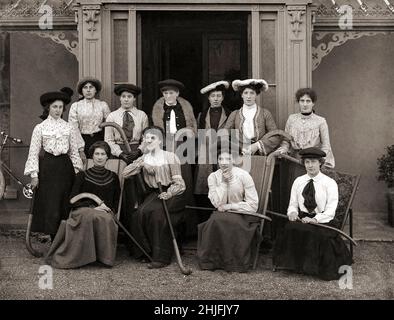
288,5,306,37
82,4,100,37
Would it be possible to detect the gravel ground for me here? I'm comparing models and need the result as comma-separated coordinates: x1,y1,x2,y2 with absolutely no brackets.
0,233,393,300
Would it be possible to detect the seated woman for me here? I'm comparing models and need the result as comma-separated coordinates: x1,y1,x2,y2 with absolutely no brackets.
197,151,260,273
275,88,335,168
46,141,120,269
122,126,186,269
273,147,352,280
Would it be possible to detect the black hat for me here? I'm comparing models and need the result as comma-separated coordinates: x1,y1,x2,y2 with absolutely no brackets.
77,77,102,95
40,87,74,107
299,147,326,159
158,79,185,92
114,83,141,96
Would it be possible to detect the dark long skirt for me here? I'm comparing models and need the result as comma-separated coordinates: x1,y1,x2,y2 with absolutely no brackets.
197,212,261,273
130,189,185,264
46,207,118,269
82,130,104,157
273,222,353,280
31,152,74,235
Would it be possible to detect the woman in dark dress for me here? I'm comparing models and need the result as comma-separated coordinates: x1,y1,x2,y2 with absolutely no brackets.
46,141,120,269
273,147,352,280
24,87,83,240
122,126,186,269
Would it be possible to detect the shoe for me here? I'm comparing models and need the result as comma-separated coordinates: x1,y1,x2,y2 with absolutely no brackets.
147,262,169,269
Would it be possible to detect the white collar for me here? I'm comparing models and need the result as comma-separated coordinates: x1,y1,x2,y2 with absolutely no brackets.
306,171,323,182
242,103,257,110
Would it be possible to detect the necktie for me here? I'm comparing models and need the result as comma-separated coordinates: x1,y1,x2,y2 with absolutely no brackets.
123,111,134,141
302,179,317,213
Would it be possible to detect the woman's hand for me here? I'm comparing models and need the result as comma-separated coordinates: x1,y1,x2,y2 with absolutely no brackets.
222,168,233,183
301,217,318,224
79,150,87,166
158,192,172,200
95,202,111,212
218,204,231,212
274,147,287,156
242,143,259,155
288,211,298,221
30,177,39,190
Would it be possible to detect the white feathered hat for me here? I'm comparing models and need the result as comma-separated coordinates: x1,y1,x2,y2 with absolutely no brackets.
231,79,269,92
200,80,230,95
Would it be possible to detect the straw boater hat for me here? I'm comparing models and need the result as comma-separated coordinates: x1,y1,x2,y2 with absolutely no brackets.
76,77,102,95
158,79,185,92
231,79,269,93
114,83,141,96
200,80,230,95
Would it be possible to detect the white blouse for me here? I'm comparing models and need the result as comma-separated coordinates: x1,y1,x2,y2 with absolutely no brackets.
288,172,338,223
68,98,111,135
241,104,257,141
104,107,149,157
24,116,83,177
207,166,258,212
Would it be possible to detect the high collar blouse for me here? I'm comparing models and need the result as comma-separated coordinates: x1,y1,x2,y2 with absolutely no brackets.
24,115,83,177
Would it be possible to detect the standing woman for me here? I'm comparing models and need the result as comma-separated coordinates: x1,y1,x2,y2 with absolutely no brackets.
225,79,280,155
194,81,231,219
68,77,111,160
275,88,335,168
122,126,186,269
24,87,83,240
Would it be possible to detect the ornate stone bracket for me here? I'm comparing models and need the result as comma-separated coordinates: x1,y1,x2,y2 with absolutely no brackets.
288,6,306,37
18,30,78,59
312,31,388,70
83,5,100,37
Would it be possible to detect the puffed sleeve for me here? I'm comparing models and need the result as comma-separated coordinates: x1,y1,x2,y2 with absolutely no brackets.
167,152,186,196
102,101,111,120
228,171,258,212
279,116,292,152
111,173,121,212
319,119,335,168
24,125,42,177
287,177,301,216
68,102,79,129
257,109,280,155
207,171,228,208
68,126,84,172
104,112,123,157
314,178,338,223
122,156,144,178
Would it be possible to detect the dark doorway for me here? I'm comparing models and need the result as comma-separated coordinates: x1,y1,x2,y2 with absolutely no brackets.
140,12,249,119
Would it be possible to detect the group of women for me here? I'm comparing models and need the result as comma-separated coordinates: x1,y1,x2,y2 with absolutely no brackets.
24,76,351,280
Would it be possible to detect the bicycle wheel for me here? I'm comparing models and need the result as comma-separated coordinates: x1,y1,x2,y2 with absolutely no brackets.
0,169,5,200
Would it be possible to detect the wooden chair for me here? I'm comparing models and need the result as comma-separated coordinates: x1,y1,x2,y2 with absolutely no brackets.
271,154,360,259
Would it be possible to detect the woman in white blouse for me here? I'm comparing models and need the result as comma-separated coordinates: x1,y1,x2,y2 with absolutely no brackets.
122,126,186,269
275,88,335,168
24,87,83,240
273,147,352,280
197,151,260,273
68,77,110,161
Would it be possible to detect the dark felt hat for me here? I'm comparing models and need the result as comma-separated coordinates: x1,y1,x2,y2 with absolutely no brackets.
114,83,141,96
40,87,74,107
158,79,185,92
77,77,102,95
299,147,326,159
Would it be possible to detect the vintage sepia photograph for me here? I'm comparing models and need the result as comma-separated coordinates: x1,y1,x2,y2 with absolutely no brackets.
0,0,393,306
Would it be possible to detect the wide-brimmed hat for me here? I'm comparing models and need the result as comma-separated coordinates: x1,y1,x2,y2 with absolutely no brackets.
114,83,141,96
158,79,185,92
232,79,269,93
200,80,230,95
77,77,102,95
299,147,326,159
40,87,73,107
